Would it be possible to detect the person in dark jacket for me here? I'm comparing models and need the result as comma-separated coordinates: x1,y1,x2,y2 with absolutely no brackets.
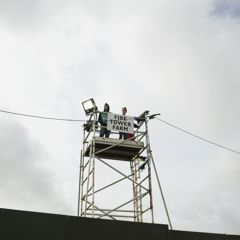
98,103,111,138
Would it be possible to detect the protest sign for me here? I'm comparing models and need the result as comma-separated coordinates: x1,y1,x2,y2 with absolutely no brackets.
107,113,134,133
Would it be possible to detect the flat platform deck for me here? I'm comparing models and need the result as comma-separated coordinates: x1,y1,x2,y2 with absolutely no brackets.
84,137,144,161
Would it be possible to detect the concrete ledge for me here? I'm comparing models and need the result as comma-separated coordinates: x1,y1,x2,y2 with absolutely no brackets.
0,208,239,240
0,208,167,240
169,229,240,240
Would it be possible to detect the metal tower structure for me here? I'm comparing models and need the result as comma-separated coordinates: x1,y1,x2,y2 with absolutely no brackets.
77,109,155,223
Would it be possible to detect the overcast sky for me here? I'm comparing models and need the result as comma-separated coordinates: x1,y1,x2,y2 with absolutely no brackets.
0,0,239,235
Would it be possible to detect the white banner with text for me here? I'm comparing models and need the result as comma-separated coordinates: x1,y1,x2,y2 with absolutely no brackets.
107,113,134,133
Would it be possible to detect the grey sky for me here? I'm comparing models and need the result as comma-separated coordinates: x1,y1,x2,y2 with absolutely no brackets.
212,0,240,19
0,118,71,214
0,0,239,235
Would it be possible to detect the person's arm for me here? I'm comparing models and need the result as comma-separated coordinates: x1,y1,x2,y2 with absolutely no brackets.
98,113,103,126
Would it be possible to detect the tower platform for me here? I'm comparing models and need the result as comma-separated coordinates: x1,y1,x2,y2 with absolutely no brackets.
84,137,144,161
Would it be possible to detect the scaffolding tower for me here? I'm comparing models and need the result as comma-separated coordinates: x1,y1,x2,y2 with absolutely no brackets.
77,109,155,223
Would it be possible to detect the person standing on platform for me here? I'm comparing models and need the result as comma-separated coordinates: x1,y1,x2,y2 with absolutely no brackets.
119,107,128,140
98,103,111,138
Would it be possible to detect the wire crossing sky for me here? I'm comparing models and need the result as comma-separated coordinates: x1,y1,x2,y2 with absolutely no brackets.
156,118,240,156
0,108,238,155
0,109,85,122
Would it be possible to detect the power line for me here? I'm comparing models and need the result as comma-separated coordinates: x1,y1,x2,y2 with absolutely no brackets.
0,109,85,122
0,108,135,122
155,117,240,155
0,108,239,155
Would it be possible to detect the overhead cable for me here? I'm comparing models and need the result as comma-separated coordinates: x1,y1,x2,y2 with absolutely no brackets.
0,109,85,122
156,117,240,155
0,108,238,155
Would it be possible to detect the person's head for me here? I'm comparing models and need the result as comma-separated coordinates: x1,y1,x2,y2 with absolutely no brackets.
104,103,110,112
122,107,127,115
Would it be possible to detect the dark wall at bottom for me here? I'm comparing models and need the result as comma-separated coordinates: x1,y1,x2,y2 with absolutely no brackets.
0,208,167,240
169,230,240,240
0,208,239,240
